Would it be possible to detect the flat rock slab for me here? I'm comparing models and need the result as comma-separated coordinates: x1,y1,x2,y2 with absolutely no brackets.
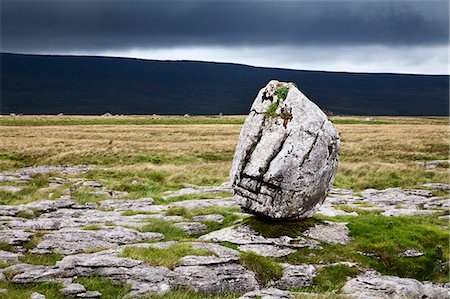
304,221,350,245
199,224,320,257
0,229,33,245
230,80,340,219
341,271,450,299
173,222,208,235
99,198,155,211
270,263,317,289
238,244,296,258
174,264,259,294
192,214,225,224
31,226,164,254
0,250,23,264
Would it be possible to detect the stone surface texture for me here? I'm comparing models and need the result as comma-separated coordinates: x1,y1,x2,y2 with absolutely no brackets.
230,80,340,219
342,271,450,299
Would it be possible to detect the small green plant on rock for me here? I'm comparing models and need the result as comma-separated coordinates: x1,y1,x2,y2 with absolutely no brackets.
276,87,289,100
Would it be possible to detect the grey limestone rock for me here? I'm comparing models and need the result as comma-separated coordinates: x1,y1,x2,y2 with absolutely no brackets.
173,222,208,235
31,226,164,254
230,80,340,219
61,283,87,296
303,220,350,245
0,250,23,264
30,292,46,299
238,288,294,299
99,198,155,211
270,263,317,289
77,291,102,298
174,264,258,294
199,224,320,253
341,271,450,299
192,214,225,224
0,229,33,245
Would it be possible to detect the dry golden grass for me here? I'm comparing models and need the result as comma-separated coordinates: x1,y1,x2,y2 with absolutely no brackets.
0,115,448,193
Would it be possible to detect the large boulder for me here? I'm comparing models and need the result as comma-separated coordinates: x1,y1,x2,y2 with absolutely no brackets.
230,80,339,219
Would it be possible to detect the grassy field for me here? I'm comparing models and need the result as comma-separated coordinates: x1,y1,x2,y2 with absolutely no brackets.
0,115,447,204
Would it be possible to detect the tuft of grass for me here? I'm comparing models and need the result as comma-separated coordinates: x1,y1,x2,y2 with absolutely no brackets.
15,210,37,219
19,253,64,266
0,242,17,252
75,276,132,299
22,232,45,250
297,265,359,293
244,216,321,238
83,247,109,254
239,251,283,285
276,87,289,100
121,243,214,269
121,210,157,216
0,281,63,299
139,219,187,241
265,101,279,117
82,224,102,230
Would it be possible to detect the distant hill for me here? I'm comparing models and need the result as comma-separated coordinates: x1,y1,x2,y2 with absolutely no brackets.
1,53,448,115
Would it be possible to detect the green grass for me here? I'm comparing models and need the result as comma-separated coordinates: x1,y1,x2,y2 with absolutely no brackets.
297,265,359,293
121,210,157,216
82,224,102,230
0,242,17,252
265,101,279,117
239,251,283,285
334,205,382,216
75,276,132,299
280,215,449,283
22,232,45,250
139,219,187,241
0,281,63,299
0,174,50,205
276,87,289,100
19,253,64,266
243,216,321,238
17,209,43,219
120,243,214,269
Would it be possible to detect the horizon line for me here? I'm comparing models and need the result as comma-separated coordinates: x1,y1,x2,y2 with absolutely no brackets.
2,52,449,77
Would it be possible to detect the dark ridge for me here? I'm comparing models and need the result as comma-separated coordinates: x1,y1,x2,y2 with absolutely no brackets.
1,53,448,116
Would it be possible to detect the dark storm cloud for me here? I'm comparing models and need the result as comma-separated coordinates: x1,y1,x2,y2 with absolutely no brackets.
1,0,448,53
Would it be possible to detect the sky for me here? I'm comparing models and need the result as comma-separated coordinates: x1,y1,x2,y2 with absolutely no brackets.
1,0,449,74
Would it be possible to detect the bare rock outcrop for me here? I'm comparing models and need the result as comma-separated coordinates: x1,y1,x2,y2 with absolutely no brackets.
230,80,340,219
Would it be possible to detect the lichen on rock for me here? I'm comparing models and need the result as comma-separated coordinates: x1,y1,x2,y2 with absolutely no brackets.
230,80,340,219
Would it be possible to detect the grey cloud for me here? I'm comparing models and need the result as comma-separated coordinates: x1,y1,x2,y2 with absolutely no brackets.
1,0,448,53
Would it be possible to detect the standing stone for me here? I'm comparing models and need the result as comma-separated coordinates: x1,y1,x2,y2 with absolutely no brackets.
230,80,340,219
